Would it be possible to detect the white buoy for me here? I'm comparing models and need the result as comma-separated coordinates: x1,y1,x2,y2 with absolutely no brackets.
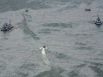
40,46,50,65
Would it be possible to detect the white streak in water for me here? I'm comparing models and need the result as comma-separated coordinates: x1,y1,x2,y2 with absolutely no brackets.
40,47,50,66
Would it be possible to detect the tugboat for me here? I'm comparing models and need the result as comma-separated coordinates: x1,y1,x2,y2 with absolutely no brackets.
95,17,102,27
1,23,14,33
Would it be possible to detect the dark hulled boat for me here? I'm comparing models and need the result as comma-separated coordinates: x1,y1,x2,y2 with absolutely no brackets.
95,17,102,27
1,23,14,33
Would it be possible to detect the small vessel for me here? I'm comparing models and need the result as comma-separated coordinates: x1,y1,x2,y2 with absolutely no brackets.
25,9,29,12
95,17,102,27
85,8,91,11
1,23,14,33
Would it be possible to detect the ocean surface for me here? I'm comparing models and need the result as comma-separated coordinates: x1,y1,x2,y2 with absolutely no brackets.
0,0,103,77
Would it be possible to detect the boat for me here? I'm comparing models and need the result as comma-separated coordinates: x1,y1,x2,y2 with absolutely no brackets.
1,23,14,33
95,17,102,27
85,8,91,11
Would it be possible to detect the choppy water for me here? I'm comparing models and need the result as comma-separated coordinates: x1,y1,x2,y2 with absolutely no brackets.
0,0,103,77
